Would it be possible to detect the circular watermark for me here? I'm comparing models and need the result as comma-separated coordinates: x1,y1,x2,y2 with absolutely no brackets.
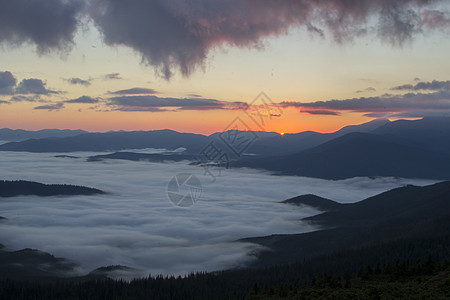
167,173,202,207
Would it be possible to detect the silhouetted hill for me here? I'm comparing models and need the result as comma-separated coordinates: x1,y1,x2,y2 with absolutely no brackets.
243,181,450,267
238,132,450,180
304,181,450,227
282,194,343,211
0,128,87,142
0,130,208,153
372,117,450,154
0,248,79,280
0,180,105,197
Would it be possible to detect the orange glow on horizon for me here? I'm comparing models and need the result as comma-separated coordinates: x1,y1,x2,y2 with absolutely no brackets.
0,103,373,135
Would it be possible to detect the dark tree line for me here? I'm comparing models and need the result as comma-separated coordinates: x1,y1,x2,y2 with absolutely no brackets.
0,234,448,299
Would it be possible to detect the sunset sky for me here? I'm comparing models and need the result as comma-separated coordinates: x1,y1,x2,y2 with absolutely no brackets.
1,0,450,134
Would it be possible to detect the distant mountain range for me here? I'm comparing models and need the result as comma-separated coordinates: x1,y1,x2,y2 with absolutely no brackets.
243,180,450,267
0,129,207,153
1,117,450,180
0,119,390,154
0,128,87,142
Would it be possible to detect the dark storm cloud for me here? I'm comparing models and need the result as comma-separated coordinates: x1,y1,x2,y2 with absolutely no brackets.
0,0,84,53
88,0,450,78
65,96,99,104
16,78,58,95
64,77,91,86
1,1,449,78
108,88,158,95
280,90,450,116
108,95,248,111
34,102,64,111
0,71,17,94
391,80,450,91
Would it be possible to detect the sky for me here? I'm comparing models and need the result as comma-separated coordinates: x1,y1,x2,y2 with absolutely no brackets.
1,0,450,134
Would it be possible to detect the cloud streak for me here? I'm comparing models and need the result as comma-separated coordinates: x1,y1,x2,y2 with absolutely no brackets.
65,96,99,104
281,90,450,117
34,102,64,111
108,95,249,112
108,88,158,95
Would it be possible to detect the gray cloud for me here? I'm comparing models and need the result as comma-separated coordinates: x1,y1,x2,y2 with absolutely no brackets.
0,0,84,53
0,151,435,277
103,73,122,80
64,77,91,87
65,96,99,104
391,80,450,91
34,102,64,111
356,87,376,93
0,71,17,94
16,78,58,95
108,95,248,111
108,88,158,95
280,90,450,116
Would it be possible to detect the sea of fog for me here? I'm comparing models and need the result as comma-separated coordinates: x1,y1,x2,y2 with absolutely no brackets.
0,151,438,277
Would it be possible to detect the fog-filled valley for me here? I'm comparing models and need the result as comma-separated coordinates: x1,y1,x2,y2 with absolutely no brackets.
0,150,437,278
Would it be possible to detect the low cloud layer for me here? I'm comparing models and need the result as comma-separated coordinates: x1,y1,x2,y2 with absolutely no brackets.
1,1,450,78
0,152,435,277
